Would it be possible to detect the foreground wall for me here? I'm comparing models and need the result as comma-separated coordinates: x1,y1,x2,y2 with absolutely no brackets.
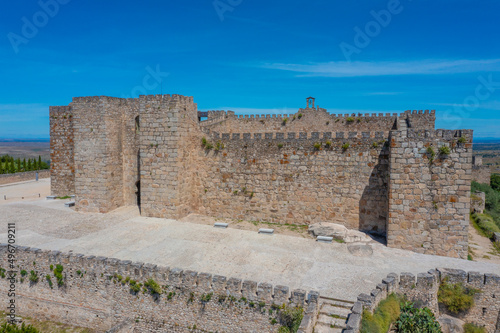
346,268,500,333
0,170,50,186
0,245,318,332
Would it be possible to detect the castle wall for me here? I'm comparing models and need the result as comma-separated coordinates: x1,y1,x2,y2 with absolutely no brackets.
49,106,75,196
0,170,50,186
139,95,203,219
350,269,500,333
71,97,125,213
472,156,491,184
198,131,390,233
387,129,473,258
0,245,317,333
201,109,435,135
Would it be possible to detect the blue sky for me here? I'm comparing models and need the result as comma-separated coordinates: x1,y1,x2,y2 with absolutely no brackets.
1,0,500,139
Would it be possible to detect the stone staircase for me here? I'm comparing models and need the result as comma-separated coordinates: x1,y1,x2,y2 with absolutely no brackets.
313,296,355,333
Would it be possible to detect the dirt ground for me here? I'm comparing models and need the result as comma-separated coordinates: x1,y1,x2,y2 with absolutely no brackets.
179,213,314,239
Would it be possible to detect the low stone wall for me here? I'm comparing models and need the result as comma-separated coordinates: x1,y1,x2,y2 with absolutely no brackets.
0,170,49,186
0,245,319,332
345,268,500,333
471,191,486,214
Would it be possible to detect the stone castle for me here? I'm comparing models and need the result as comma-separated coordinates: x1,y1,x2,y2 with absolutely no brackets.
50,95,474,258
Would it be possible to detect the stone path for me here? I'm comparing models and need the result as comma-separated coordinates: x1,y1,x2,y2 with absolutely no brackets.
0,180,499,302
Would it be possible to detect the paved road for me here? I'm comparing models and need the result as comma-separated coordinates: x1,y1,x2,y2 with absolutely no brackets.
0,180,498,301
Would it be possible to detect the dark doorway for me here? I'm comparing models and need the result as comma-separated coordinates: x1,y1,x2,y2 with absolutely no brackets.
135,181,141,213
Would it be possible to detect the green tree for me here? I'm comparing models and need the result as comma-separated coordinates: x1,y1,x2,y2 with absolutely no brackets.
38,155,42,170
9,159,15,173
33,158,38,170
0,162,4,174
23,158,26,171
27,158,32,171
16,158,21,172
492,174,500,192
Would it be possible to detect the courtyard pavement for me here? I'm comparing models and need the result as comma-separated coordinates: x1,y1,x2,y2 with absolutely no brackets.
0,179,498,301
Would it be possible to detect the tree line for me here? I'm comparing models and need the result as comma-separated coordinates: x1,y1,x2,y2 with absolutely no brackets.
0,154,49,174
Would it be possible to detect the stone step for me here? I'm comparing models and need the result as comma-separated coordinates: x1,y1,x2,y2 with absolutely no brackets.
317,314,348,329
320,304,350,318
320,297,355,309
313,322,344,333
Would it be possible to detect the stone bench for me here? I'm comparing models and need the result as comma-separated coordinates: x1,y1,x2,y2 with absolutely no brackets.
258,228,274,235
64,201,75,207
214,222,228,228
317,236,333,243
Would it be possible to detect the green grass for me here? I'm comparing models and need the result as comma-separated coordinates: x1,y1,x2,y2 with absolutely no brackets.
463,323,487,333
438,279,481,314
360,293,401,333
471,212,500,239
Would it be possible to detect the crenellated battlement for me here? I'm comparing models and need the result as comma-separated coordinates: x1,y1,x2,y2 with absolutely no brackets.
70,94,195,106
204,128,470,143
202,109,435,122
347,268,500,332
0,244,318,332
206,130,390,141
49,105,72,114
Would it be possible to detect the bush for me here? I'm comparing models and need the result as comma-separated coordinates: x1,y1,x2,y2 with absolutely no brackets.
325,141,332,148
54,264,64,286
439,146,451,156
277,143,284,149
463,323,487,333
0,323,39,333
342,143,350,150
492,173,500,192
313,143,321,150
346,117,355,123
427,146,436,161
472,181,500,225
458,137,467,144
200,292,213,303
277,305,303,333
396,302,441,333
360,293,400,333
438,280,481,314
201,137,207,147
144,278,162,295
29,270,38,283
298,113,303,119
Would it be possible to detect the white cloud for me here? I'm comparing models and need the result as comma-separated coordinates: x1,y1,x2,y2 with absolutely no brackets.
259,59,500,77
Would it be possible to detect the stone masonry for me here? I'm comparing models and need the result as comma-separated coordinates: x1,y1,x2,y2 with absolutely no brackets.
0,244,319,332
50,95,473,258
348,268,500,333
